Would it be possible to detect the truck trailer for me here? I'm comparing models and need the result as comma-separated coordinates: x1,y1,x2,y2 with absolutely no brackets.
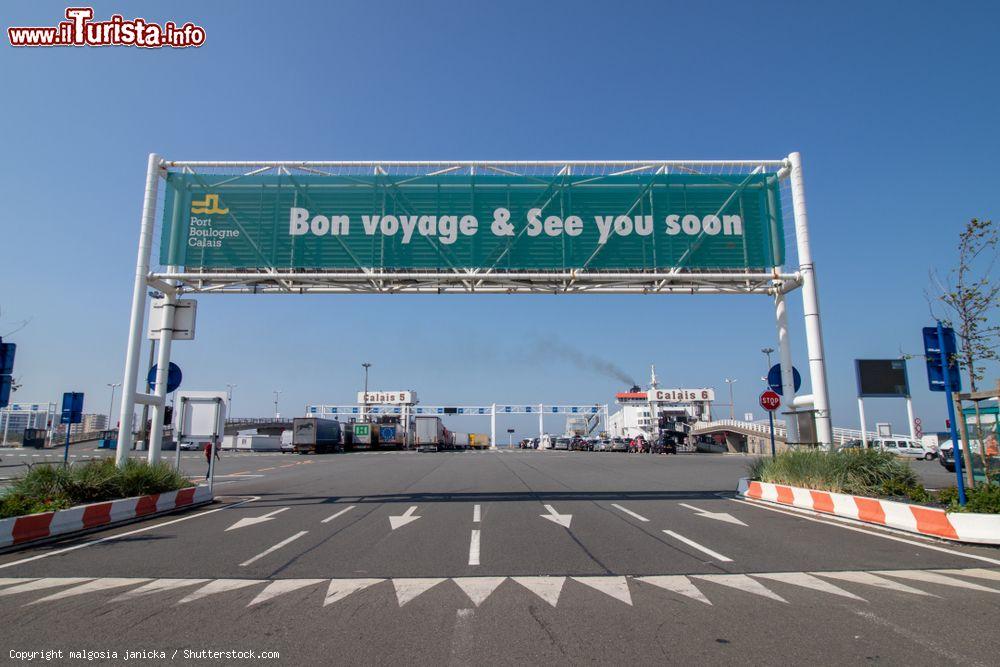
414,416,453,451
292,417,343,454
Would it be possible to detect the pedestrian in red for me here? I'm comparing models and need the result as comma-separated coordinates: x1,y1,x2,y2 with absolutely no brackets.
204,441,219,478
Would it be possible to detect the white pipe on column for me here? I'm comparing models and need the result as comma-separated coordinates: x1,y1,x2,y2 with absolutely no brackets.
116,153,162,466
774,291,800,443
148,293,176,464
858,398,868,448
905,396,916,440
787,152,833,448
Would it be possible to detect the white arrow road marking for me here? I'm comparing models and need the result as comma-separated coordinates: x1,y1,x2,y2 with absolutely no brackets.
389,506,421,530
611,504,649,522
393,578,446,606
248,579,326,606
933,568,1000,582
571,576,632,605
28,578,150,605
225,507,289,531
691,574,787,603
873,570,1000,594
512,577,565,607
678,503,747,526
240,531,309,567
754,572,866,601
468,530,481,566
110,579,209,602
540,504,572,528
663,530,733,562
0,578,93,598
324,579,384,606
453,577,506,606
321,505,355,524
635,575,712,605
472,504,481,523
177,579,263,604
813,571,935,596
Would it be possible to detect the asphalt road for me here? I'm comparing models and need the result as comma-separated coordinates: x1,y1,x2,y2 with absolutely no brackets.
1,448,998,666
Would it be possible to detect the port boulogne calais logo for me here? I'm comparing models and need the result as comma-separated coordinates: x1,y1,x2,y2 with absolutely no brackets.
188,195,239,249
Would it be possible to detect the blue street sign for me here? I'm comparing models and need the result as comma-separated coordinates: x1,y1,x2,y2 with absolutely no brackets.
0,338,15,375
0,377,11,410
146,362,182,394
525,406,533,413
767,364,802,395
590,407,599,413
60,392,84,425
478,408,486,414
309,406,317,413
505,406,512,413
922,326,961,392
550,407,558,413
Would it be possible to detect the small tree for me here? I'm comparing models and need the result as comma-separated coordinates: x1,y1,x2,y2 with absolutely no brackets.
928,218,998,479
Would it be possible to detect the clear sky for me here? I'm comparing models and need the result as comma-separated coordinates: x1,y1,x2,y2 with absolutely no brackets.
1,1,997,438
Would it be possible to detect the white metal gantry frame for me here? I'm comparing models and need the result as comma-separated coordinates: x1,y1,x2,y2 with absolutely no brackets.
309,403,611,450
115,154,833,464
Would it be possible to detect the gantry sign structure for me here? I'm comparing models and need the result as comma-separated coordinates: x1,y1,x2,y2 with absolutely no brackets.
116,153,832,464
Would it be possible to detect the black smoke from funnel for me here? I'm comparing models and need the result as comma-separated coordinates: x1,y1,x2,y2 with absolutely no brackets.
532,338,638,387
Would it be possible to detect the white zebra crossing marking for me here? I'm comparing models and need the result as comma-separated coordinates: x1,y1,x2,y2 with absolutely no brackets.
812,571,935,596
635,575,711,605
393,578,446,606
754,572,866,601
453,577,506,606
29,578,149,604
249,579,325,606
691,574,787,603
571,576,632,605
111,578,208,602
512,576,564,607
933,568,1000,582
873,570,1000,594
324,578,384,606
177,579,261,604
0,578,93,597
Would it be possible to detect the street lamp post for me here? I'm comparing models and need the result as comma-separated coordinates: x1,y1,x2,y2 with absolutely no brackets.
724,378,738,420
761,347,775,379
362,362,372,416
273,390,282,419
226,384,237,418
106,383,121,429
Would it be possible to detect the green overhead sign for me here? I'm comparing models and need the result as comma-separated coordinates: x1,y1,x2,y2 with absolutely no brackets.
159,173,784,271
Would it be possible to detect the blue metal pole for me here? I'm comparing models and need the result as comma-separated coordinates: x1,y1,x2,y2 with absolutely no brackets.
768,411,776,458
938,321,966,506
63,419,71,465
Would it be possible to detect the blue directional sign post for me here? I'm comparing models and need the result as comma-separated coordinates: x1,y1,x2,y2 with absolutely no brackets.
147,362,183,394
923,323,966,505
60,391,84,465
0,337,15,409
767,364,801,395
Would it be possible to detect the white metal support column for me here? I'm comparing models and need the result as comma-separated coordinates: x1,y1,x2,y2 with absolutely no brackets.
774,291,800,443
490,404,496,449
787,152,833,447
905,396,916,439
858,398,868,448
148,292,176,463
116,153,162,466
538,403,544,442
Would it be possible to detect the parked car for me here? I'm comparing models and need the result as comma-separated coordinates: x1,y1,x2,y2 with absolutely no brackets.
938,439,999,472
610,438,628,452
871,438,933,460
595,439,611,452
553,437,571,450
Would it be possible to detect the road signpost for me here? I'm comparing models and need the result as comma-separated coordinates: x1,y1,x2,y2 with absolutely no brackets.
923,323,966,505
759,390,781,458
0,338,15,410
60,391,84,464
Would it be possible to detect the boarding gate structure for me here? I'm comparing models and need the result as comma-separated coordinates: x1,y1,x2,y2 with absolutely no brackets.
115,154,832,465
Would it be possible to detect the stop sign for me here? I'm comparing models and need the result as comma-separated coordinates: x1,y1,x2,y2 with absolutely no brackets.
759,390,781,412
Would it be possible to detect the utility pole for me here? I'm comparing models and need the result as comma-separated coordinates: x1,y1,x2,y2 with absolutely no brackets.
724,378,738,420
106,382,121,430
273,390,282,418
761,347,775,381
226,383,237,418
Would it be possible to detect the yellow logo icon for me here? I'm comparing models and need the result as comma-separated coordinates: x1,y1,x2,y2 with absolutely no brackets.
190,194,229,215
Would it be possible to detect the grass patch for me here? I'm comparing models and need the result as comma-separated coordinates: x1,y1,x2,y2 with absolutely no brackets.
747,449,919,496
0,458,193,519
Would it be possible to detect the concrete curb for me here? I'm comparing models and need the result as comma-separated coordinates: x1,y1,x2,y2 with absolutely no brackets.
737,478,1000,545
0,485,213,550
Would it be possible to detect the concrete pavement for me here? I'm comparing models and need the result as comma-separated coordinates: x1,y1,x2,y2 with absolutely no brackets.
1,450,998,665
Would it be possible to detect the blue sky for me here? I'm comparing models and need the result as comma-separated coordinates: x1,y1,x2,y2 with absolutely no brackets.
1,1,997,437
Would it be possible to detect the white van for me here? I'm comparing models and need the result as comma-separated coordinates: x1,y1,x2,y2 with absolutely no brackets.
871,438,933,460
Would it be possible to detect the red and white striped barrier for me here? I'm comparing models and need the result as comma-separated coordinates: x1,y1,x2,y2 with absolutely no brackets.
738,478,1000,545
0,485,213,550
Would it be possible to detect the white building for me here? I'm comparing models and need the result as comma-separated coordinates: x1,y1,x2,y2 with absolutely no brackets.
606,366,714,440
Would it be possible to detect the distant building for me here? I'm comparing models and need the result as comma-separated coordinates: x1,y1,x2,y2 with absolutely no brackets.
55,413,108,436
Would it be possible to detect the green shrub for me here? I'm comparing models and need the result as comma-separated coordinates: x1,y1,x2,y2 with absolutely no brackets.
748,449,919,497
946,483,1000,514
0,458,194,519
938,486,959,506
